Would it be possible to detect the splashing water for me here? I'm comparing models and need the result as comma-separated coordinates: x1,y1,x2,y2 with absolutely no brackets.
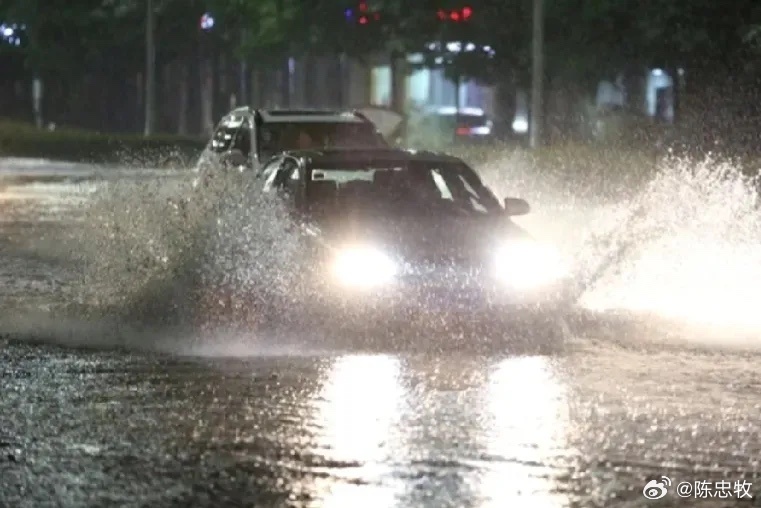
39,166,306,344
480,149,761,342
5,147,761,353
580,155,761,335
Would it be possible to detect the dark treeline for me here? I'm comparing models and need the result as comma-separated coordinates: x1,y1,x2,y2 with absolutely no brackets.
1,0,760,147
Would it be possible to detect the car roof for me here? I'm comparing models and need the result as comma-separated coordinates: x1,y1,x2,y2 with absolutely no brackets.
229,107,370,124
282,147,465,166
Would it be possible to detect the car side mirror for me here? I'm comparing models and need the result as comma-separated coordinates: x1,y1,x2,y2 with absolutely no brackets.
503,197,530,216
223,149,249,169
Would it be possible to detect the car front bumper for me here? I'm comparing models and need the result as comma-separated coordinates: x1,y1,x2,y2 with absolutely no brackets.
298,272,572,330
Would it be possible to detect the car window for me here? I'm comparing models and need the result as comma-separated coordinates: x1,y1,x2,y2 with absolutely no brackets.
430,170,454,201
210,115,248,154
258,122,386,160
306,162,500,216
231,118,251,155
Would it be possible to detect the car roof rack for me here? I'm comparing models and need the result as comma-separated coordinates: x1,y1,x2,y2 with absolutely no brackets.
257,109,369,123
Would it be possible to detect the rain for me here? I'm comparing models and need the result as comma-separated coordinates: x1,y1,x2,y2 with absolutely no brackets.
2,1,761,507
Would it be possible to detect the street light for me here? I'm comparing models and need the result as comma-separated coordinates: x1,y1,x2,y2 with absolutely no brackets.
200,12,215,31
529,0,543,149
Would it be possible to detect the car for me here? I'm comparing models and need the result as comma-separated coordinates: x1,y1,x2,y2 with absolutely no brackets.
411,106,497,146
196,147,573,339
193,108,389,177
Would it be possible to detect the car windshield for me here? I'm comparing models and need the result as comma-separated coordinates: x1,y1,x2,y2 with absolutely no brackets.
259,122,386,159
305,160,502,217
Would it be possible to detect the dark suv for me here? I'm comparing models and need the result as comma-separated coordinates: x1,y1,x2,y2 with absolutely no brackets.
194,108,389,174
197,147,572,335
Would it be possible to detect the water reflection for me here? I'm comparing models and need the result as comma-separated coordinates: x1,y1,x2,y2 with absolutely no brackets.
476,355,570,507
307,353,571,507
311,354,406,506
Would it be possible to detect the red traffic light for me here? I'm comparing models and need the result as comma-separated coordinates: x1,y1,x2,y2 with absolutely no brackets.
437,7,473,22
352,2,380,25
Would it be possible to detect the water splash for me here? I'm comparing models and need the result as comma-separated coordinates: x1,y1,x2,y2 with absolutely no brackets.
4,146,761,353
479,148,761,344
580,154,761,335
48,165,303,338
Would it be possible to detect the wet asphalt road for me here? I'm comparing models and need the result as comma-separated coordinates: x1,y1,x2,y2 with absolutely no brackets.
1,159,761,507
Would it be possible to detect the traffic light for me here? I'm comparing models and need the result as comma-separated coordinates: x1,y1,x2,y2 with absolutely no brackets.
436,6,472,22
345,2,381,25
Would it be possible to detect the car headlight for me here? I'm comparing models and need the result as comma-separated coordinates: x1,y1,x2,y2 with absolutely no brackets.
331,245,398,288
495,239,567,290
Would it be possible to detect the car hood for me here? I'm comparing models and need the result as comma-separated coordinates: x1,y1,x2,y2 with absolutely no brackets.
310,212,530,266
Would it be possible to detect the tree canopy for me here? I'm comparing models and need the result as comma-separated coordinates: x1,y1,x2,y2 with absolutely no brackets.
2,0,760,135
2,0,759,84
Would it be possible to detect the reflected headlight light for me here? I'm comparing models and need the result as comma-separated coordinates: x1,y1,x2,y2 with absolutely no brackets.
495,239,568,289
331,245,398,288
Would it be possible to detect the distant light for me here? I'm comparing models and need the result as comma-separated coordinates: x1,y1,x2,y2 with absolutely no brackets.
407,53,424,64
200,12,214,31
345,8,353,18
462,6,472,19
446,42,461,53
359,2,368,12
470,125,491,136
512,117,529,133
3,27,13,37
359,16,368,24
465,42,476,52
437,9,447,20
652,68,664,76
450,11,460,21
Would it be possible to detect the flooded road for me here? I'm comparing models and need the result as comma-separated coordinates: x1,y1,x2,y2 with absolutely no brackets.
1,159,760,507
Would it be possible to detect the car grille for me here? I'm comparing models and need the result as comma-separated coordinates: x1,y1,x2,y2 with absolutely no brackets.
400,265,494,309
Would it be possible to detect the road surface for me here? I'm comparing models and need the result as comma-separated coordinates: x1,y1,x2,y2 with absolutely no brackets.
1,158,759,507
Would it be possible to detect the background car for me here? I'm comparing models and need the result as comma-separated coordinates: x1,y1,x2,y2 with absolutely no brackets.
409,106,497,147
194,108,389,176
